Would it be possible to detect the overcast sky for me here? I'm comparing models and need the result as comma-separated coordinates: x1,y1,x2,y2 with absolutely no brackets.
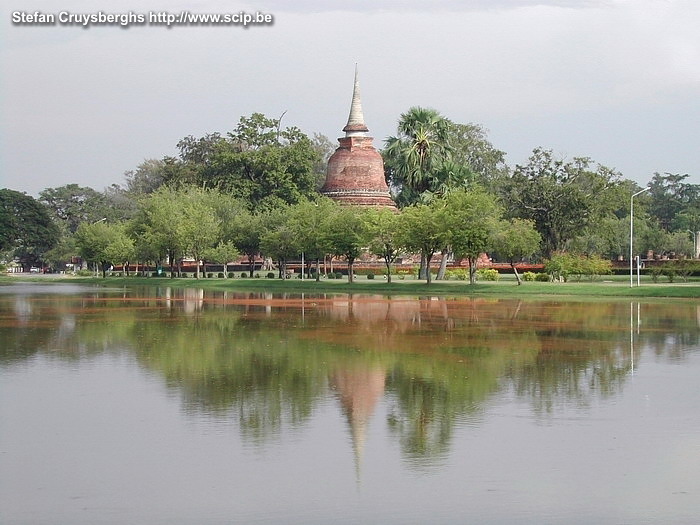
2,0,698,197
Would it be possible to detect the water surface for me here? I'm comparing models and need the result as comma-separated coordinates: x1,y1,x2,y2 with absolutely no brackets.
1,283,699,524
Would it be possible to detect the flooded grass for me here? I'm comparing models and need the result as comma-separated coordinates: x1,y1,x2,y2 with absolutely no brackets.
5,273,699,299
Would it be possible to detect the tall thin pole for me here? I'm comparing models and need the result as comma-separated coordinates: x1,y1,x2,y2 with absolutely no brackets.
93,217,107,277
630,187,650,287
688,230,699,259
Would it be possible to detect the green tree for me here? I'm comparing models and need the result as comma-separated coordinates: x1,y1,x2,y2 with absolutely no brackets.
662,231,694,258
39,184,108,234
75,221,132,277
43,234,77,272
130,187,185,277
231,210,265,277
492,218,542,285
162,114,320,212
501,148,621,257
311,132,336,190
203,241,239,277
0,189,59,270
130,229,161,276
177,133,224,166
365,208,401,283
396,202,445,285
384,107,452,207
326,206,370,283
637,221,668,259
385,110,509,205
441,189,501,285
177,188,221,279
260,206,301,279
154,115,320,211
288,198,336,281
569,216,628,260
648,172,699,231
103,184,139,222
202,192,255,275
448,122,508,190
103,223,135,275
123,159,166,195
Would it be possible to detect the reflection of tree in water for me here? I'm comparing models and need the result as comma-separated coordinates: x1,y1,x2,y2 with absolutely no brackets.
639,303,700,361
504,302,639,415
2,289,700,463
507,347,631,415
386,368,455,467
0,293,140,364
131,316,328,445
383,338,534,468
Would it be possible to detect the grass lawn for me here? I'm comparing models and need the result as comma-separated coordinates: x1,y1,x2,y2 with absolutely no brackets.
4,272,699,299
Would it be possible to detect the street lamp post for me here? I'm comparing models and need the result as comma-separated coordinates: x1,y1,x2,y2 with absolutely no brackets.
93,217,107,277
630,188,650,287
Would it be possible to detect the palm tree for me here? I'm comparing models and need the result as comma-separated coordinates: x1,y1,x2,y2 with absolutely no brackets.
384,108,456,278
384,107,452,207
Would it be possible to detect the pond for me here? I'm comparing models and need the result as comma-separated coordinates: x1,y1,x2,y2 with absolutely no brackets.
1,283,699,524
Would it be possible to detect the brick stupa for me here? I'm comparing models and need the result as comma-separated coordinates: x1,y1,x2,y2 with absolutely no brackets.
321,67,397,209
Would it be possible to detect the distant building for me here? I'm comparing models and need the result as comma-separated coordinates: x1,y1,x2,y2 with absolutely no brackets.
320,67,397,209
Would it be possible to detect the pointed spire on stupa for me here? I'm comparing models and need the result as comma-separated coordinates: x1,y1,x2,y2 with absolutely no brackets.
343,64,369,137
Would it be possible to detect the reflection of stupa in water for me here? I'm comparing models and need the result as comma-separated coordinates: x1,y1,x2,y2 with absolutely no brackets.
329,365,386,483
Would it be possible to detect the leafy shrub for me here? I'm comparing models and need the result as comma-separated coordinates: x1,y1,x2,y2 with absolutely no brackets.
255,273,261,278
228,272,235,278
266,272,275,279
334,272,343,279
445,269,468,281
218,273,224,278
523,271,536,282
545,253,612,282
586,255,613,280
535,272,550,282
366,273,375,280
76,269,94,277
545,253,573,281
240,272,247,278
476,268,500,281
207,273,214,279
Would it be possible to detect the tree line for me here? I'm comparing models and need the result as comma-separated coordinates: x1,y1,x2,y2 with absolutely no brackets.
1,109,698,278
